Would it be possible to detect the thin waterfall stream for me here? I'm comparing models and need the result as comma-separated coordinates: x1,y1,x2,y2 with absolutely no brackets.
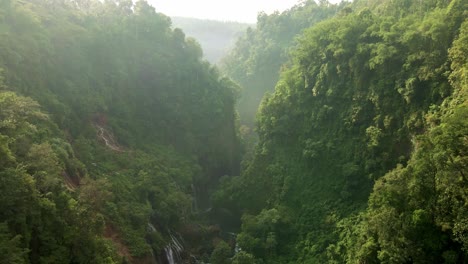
165,233,184,263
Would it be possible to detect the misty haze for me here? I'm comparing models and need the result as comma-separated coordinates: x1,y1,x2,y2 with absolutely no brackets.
0,0,466,263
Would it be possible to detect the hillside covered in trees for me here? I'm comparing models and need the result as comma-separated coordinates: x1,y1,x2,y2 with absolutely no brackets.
217,0,468,263
221,1,343,127
0,0,240,262
0,0,467,263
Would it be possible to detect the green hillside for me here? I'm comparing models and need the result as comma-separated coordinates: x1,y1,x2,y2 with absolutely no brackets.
0,0,240,262
216,0,467,262
0,0,466,263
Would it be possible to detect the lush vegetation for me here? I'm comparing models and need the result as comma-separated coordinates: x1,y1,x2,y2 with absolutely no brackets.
221,1,343,127
0,0,240,262
216,0,468,263
1,0,467,263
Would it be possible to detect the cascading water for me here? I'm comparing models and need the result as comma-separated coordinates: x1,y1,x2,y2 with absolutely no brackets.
164,233,184,264
146,223,158,264
146,222,185,264
165,247,175,264
147,223,156,233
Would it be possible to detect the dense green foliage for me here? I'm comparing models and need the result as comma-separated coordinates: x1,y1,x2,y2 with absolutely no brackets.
0,88,118,263
171,17,251,64
1,0,467,263
0,0,240,262
333,17,468,264
221,1,342,126
216,0,468,263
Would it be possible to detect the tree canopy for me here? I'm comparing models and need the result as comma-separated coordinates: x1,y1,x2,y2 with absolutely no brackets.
216,0,467,262
0,0,241,262
0,0,466,263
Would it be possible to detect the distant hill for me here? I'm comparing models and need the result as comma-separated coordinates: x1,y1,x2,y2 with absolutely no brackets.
171,17,252,64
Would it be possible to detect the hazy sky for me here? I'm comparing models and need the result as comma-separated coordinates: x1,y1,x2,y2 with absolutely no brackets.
148,0,343,23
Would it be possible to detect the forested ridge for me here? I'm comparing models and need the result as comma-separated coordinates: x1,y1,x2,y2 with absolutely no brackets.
217,0,468,263
221,1,343,127
0,0,240,262
0,0,467,264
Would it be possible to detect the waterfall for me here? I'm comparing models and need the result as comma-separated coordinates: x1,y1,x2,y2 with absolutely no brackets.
147,223,156,233
146,223,158,264
164,233,184,264
165,247,175,264
145,222,187,264
235,241,241,254
146,223,185,264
